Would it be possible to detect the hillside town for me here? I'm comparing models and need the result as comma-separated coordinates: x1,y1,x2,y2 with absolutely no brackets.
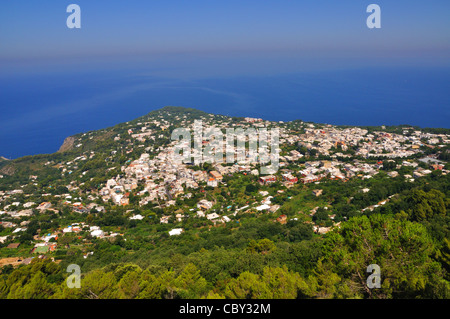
0,107,449,267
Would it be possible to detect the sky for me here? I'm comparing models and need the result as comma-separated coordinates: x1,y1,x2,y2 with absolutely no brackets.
1,0,449,76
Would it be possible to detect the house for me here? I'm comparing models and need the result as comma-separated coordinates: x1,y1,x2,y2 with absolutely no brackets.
193,171,207,182
42,234,58,242
320,161,332,169
209,171,223,181
63,226,73,233
207,178,218,188
431,164,444,170
120,197,130,206
282,173,298,183
12,228,25,234
37,202,52,210
17,209,33,217
7,243,20,249
196,211,205,218
244,117,263,123
259,175,277,185
222,216,231,223
312,189,323,197
185,179,199,189
1,222,16,228
91,229,104,237
256,204,271,211
387,171,399,178
276,215,287,225
261,196,273,205
313,226,332,234
301,175,320,184
206,212,220,220
87,203,105,213
23,202,35,208
169,228,184,236
21,257,34,265
269,205,280,213
69,224,82,233
160,216,170,224
73,204,88,214
197,199,213,211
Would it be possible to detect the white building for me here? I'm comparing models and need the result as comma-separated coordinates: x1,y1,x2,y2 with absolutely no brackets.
222,216,231,223
206,212,220,220
91,229,104,237
169,228,184,236
256,204,271,211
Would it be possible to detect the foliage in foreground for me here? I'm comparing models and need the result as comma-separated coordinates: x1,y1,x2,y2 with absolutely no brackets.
1,213,449,299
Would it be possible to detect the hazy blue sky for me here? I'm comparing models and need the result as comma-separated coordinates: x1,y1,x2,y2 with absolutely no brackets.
1,0,449,76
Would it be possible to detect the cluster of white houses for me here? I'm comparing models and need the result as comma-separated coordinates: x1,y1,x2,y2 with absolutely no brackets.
1,113,449,242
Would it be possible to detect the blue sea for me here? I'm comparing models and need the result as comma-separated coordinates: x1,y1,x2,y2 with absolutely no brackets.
1,66,449,159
